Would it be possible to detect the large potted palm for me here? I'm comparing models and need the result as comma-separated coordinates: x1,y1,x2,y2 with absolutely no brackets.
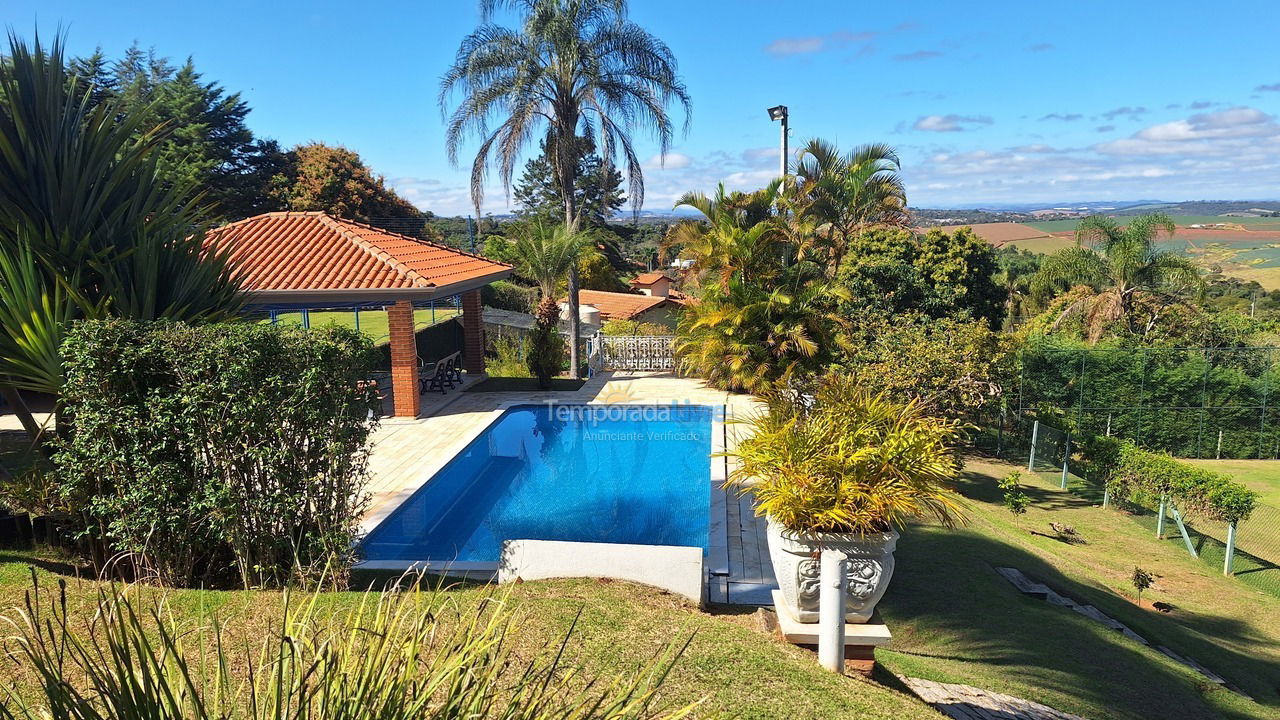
729,377,964,623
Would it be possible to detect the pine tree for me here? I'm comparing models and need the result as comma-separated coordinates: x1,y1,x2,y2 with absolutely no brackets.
513,136,624,227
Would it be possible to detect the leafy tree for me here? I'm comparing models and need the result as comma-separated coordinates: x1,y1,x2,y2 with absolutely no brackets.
838,312,1014,422
442,0,691,377
268,142,422,221
1031,213,1203,340
836,226,1004,327
916,226,1003,328
1131,566,1154,605
514,136,625,227
1000,472,1031,515
69,44,275,219
577,245,627,291
0,33,244,428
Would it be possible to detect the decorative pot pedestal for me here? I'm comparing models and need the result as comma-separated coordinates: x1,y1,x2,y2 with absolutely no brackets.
771,590,892,677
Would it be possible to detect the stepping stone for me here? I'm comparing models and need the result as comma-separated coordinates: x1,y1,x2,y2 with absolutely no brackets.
901,676,1090,720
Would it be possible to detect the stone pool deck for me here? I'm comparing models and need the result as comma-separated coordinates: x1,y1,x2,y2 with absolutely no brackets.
361,371,777,605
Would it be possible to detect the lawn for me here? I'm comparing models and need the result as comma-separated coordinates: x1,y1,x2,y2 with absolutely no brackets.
1182,458,1280,507
876,458,1279,720
0,553,936,720
265,307,461,344
0,457,1276,719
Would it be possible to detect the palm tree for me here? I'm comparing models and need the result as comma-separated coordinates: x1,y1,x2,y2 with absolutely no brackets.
675,268,850,394
0,33,244,441
1031,213,1202,340
662,182,784,292
441,0,691,377
790,139,909,273
508,221,589,298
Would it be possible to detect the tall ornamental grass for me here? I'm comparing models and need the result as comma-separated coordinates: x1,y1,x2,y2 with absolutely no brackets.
0,574,696,720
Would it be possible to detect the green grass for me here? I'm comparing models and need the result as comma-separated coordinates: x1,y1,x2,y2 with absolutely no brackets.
265,308,461,345
2,458,1277,719
1182,459,1280,507
876,458,1279,720
0,552,936,720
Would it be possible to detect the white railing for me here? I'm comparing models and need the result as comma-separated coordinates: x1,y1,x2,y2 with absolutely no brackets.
598,334,676,371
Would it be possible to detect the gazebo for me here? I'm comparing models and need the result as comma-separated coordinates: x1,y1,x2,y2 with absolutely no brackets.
205,211,513,417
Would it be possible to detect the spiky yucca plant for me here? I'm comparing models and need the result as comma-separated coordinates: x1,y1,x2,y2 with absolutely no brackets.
0,574,695,720
729,377,965,534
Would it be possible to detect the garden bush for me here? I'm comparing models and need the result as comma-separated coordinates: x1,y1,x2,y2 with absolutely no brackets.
54,319,381,588
482,279,538,313
1107,442,1258,523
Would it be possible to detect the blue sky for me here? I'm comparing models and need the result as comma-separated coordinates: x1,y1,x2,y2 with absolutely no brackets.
9,0,1280,215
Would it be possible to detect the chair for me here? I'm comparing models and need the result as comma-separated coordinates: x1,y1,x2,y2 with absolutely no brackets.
444,351,463,382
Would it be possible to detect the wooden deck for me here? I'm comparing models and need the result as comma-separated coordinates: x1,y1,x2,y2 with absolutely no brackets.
362,371,777,604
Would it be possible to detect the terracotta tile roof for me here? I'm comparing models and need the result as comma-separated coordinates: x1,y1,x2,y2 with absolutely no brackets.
630,271,670,286
567,290,673,320
205,212,511,298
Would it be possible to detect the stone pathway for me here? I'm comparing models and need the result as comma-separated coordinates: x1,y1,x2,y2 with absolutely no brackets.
993,566,1252,700
901,677,1088,720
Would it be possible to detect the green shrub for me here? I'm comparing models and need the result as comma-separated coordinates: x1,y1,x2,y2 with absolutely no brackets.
602,318,672,336
482,280,538,313
54,319,381,588
0,576,690,719
526,297,564,389
487,335,533,378
1108,442,1258,523
999,471,1030,515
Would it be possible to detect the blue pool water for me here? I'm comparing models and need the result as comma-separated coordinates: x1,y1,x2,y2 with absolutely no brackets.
361,404,713,563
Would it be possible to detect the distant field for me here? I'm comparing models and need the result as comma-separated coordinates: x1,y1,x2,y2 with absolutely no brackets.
1182,458,1280,506
1027,215,1280,233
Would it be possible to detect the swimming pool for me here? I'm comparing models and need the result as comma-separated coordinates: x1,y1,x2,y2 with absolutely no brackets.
360,403,715,565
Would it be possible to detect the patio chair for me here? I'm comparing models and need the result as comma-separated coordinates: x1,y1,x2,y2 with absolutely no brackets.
444,351,463,382
424,355,455,394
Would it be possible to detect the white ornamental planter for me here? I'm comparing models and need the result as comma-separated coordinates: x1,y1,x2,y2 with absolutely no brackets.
767,518,899,624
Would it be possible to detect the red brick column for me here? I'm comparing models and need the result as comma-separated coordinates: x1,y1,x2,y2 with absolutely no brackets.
461,289,486,375
387,300,419,417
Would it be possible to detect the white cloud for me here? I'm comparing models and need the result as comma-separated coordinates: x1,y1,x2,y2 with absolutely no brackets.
913,114,993,132
644,152,692,170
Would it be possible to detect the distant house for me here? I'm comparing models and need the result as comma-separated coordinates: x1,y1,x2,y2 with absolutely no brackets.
630,271,672,297
561,289,682,327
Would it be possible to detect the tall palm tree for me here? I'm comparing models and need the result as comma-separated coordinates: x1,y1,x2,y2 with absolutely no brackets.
1031,213,1202,340
441,0,691,377
790,139,909,273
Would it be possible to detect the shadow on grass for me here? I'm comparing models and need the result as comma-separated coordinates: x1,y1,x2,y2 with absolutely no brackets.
880,527,1278,720
0,551,93,579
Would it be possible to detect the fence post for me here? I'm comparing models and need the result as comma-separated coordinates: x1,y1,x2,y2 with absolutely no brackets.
1102,487,1110,508
1169,506,1198,558
1028,420,1040,471
1224,521,1237,575
1216,429,1223,460
1156,495,1167,539
1105,413,1112,437
1060,432,1070,490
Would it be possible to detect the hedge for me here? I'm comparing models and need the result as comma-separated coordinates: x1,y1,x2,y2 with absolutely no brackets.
1104,441,1258,524
54,319,381,588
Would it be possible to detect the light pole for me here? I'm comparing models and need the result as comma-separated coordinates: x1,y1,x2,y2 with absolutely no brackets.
767,104,788,178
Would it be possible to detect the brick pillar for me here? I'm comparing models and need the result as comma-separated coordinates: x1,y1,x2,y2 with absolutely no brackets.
462,289,486,375
387,300,419,417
